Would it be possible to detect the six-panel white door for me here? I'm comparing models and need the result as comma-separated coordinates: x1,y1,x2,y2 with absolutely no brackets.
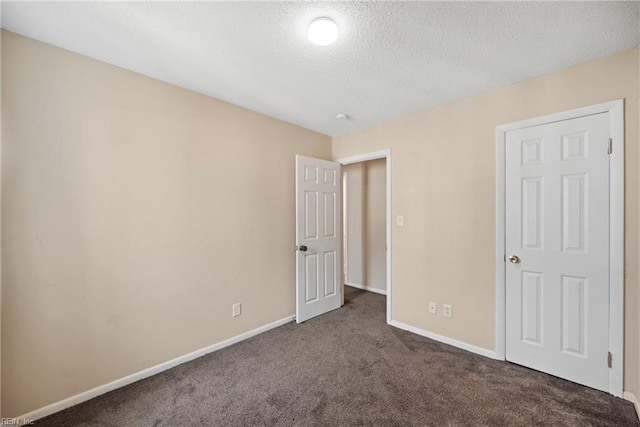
295,155,342,323
505,113,611,392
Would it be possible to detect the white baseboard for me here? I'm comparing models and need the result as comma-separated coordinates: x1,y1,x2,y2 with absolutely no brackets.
389,320,497,360
624,391,640,419
345,282,387,296
13,315,295,424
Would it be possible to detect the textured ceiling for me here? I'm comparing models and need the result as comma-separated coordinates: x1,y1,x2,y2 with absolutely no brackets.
2,1,639,136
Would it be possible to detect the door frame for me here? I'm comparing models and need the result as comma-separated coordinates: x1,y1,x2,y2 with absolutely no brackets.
342,170,349,292
494,99,624,397
336,149,392,324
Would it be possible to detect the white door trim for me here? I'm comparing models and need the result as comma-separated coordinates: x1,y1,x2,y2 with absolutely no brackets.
336,149,392,324
342,170,348,306
495,99,624,397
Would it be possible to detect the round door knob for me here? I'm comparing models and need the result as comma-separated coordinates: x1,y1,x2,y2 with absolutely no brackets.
509,255,520,264
299,245,308,252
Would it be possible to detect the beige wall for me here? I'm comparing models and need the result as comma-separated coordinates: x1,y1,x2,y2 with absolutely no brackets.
1,31,331,417
333,47,640,394
365,159,386,293
637,48,640,402
0,26,3,419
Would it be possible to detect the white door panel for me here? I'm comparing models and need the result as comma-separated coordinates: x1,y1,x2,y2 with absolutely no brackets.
505,113,610,392
296,155,341,323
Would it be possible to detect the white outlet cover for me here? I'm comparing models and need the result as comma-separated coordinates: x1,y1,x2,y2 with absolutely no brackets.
232,303,241,317
443,304,452,318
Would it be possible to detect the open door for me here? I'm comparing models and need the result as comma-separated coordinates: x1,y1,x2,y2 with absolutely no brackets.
295,155,342,323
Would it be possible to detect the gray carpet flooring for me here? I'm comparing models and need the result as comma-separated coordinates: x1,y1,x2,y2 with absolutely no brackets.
40,286,638,426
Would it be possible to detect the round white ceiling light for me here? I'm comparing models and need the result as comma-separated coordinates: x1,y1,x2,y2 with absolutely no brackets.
308,17,338,46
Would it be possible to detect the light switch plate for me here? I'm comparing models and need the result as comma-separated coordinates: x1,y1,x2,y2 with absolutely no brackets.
397,215,404,226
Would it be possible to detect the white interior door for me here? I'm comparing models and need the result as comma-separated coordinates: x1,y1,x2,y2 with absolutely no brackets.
295,155,342,323
505,113,611,392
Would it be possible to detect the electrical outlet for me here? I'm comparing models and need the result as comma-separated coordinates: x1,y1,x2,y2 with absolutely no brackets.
397,215,404,227
232,303,242,318
443,304,452,318
429,301,437,314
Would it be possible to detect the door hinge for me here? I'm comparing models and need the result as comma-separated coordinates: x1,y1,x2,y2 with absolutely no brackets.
503,254,506,263
607,138,613,154
607,351,612,368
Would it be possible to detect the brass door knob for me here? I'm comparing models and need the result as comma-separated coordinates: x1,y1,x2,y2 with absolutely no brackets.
509,255,520,264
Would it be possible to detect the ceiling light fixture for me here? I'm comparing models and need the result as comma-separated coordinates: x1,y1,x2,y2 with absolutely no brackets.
308,17,338,46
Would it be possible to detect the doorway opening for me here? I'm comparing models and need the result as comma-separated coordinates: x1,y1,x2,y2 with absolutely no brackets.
342,159,387,295
337,149,392,324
